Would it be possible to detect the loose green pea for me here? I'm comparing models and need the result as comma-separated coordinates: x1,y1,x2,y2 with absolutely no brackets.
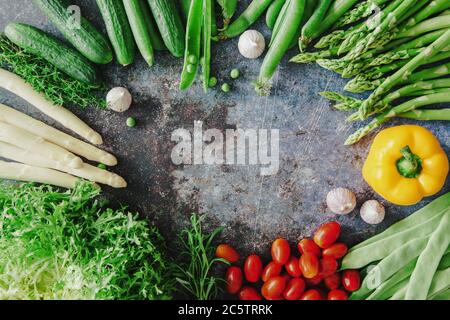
230,68,240,79
97,163,107,170
221,83,231,92
188,54,197,64
186,64,196,74
126,117,136,128
209,77,218,87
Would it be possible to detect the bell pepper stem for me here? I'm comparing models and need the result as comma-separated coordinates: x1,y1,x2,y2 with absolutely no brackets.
397,145,423,178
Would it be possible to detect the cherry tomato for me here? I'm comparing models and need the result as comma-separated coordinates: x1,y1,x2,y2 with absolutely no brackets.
261,276,287,300
342,270,361,292
305,274,323,286
283,278,306,300
322,243,348,260
324,273,341,290
271,238,291,265
262,261,282,282
299,253,319,279
285,256,302,278
244,255,263,283
328,289,348,300
216,244,240,263
297,239,321,256
226,266,243,294
320,257,338,277
300,289,322,300
313,221,341,249
239,286,262,300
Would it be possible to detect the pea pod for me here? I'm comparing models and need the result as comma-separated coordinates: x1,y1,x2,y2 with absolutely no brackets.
220,0,273,39
289,0,317,49
217,0,238,26
203,0,212,92
180,0,203,90
269,0,290,47
266,0,286,30
179,0,192,21
300,0,332,49
255,0,306,96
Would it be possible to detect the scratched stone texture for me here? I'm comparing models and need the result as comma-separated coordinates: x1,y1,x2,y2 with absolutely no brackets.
0,0,449,259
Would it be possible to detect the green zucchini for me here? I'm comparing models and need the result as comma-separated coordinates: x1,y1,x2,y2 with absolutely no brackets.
96,0,136,66
148,0,185,58
4,22,99,85
123,0,157,66
32,0,113,64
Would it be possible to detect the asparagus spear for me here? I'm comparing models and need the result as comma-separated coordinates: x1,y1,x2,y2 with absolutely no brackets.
315,22,363,49
345,92,450,145
332,0,378,29
396,15,450,39
359,29,450,120
290,47,339,63
403,0,450,29
398,108,450,121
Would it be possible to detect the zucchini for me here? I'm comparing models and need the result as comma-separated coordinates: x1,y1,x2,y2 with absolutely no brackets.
32,0,113,64
96,0,136,66
5,23,99,85
148,0,185,58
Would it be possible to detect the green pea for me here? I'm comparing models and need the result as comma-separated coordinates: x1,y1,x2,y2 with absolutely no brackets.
221,83,231,93
126,117,136,128
186,64,196,74
188,54,197,64
209,77,218,87
97,163,107,170
230,68,240,79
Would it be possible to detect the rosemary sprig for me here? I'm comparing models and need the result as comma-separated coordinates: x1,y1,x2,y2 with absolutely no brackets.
0,34,106,109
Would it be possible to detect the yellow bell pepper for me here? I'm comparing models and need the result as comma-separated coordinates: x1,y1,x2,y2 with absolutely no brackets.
363,125,449,206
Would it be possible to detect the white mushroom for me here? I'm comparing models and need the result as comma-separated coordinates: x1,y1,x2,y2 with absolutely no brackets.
238,30,266,59
326,188,357,215
106,87,132,112
360,200,385,225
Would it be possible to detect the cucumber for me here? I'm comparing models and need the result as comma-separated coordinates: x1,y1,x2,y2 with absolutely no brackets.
96,0,136,66
5,22,99,85
32,0,113,64
148,0,185,58
123,0,157,66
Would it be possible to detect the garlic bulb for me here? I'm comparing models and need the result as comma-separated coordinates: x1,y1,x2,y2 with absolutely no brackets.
238,30,265,59
360,200,385,225
106,87,132,112
326,188,357,215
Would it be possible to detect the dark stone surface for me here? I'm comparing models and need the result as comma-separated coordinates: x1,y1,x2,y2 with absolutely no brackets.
0,0,449,256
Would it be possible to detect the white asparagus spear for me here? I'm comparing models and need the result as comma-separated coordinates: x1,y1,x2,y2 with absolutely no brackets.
0,141,126,188
0,68,103,145
0,103,117,166
0,121,83,169
0,160,79,189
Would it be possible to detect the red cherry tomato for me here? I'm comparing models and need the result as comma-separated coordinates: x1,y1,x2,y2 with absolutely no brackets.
216,244,240,263
239,286,262,300
297,239,321,256
244,255,263,283
226,266,243,294
313,222,341,249
322,243,348,260
342,270,361,292
271,238,291,265
283,278,306,300
324,273,341,290
262,261,282,282
299,253,319,279
305,274,323,286
285,256,302,278
320,257,338,277
261,276,287,300
300,289,322,300
328,289,348,300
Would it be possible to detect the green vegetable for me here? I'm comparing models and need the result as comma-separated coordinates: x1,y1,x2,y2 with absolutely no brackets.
300,0,332,49
148,0,185,57
32,0,113,64
266,0,287,30
403,0,450,29
123,0,160,66
97,163,107,170
397,16,450,39
209,76,218,87
0,182,174,300
221,83,231,92
203,0,213,92
0,34,106,109
230,68,240,79
220,0,273,39
332,0,383,29
175,214,227,300
217,0,238,27
180,0,203,90
256,0,306,96
96,0,136,66
179,0,192,21
4,23,99,85
398,108,450,121
126,117,137,127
